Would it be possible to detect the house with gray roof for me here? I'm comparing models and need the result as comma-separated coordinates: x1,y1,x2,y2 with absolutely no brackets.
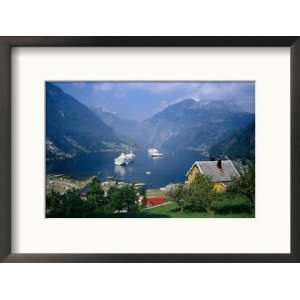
186,159,240,192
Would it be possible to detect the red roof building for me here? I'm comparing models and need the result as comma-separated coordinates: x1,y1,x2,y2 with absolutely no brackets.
145,196,166,207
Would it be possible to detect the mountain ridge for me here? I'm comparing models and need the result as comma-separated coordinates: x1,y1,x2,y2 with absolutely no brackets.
142,98,254,154
46,83,125,161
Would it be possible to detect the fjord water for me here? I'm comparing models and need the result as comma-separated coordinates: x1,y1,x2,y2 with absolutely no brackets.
46,149,205,188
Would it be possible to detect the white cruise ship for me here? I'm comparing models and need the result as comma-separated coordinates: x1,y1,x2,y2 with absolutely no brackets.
114,151,136,166
147,148,164,157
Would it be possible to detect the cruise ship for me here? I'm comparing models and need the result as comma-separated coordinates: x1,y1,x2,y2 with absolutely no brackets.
114,152,136,166
147,148,164,157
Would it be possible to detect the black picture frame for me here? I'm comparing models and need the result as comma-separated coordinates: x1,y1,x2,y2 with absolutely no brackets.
0,36,299,263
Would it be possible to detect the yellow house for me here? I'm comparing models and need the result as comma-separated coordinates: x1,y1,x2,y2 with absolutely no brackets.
186,159,240,192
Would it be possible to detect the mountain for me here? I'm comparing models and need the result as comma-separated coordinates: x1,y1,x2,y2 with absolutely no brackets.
91,106,147,147
143,99,254,155
209,121,255,160
46,83,123,161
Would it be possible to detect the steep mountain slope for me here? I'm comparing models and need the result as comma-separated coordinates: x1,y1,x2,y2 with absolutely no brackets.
209,121,255,160
92,106,148,147
46,83,122,160
143,99,254,154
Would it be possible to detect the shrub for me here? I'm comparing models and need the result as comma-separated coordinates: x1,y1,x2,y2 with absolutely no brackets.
211,193,252,214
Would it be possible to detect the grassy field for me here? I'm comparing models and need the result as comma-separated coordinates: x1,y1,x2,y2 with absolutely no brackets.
141,202,254,218
50,201,254,218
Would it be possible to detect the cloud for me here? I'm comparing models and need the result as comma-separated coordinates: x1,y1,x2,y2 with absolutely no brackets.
155,81,255,112
93,82,116,92
190,82,255,101
91,81,254,100
68,82,87,88
91,82,198,95
123,82,200,94
90,81,254,110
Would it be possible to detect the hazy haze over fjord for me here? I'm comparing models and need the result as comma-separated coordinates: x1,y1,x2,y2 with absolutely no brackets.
55,81,255,121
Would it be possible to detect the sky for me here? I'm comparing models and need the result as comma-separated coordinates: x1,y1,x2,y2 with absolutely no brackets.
54,81,255,121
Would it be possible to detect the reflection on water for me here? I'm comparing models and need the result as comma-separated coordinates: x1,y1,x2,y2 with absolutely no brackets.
114,165,126,177
151,155,164,160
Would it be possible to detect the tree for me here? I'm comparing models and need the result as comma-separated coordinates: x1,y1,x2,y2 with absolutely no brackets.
228,161,255,205
63,189,93,217
167,174,217,213
106,186,124,212
183,173,216,213
106,185,138,214
46,179,140,217
46,190,61,214
122,185,139,213
86,177,106,210
47,189,94,217
166,185,186,211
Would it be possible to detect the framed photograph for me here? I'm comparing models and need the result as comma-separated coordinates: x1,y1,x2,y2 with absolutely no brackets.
0,37,299,262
